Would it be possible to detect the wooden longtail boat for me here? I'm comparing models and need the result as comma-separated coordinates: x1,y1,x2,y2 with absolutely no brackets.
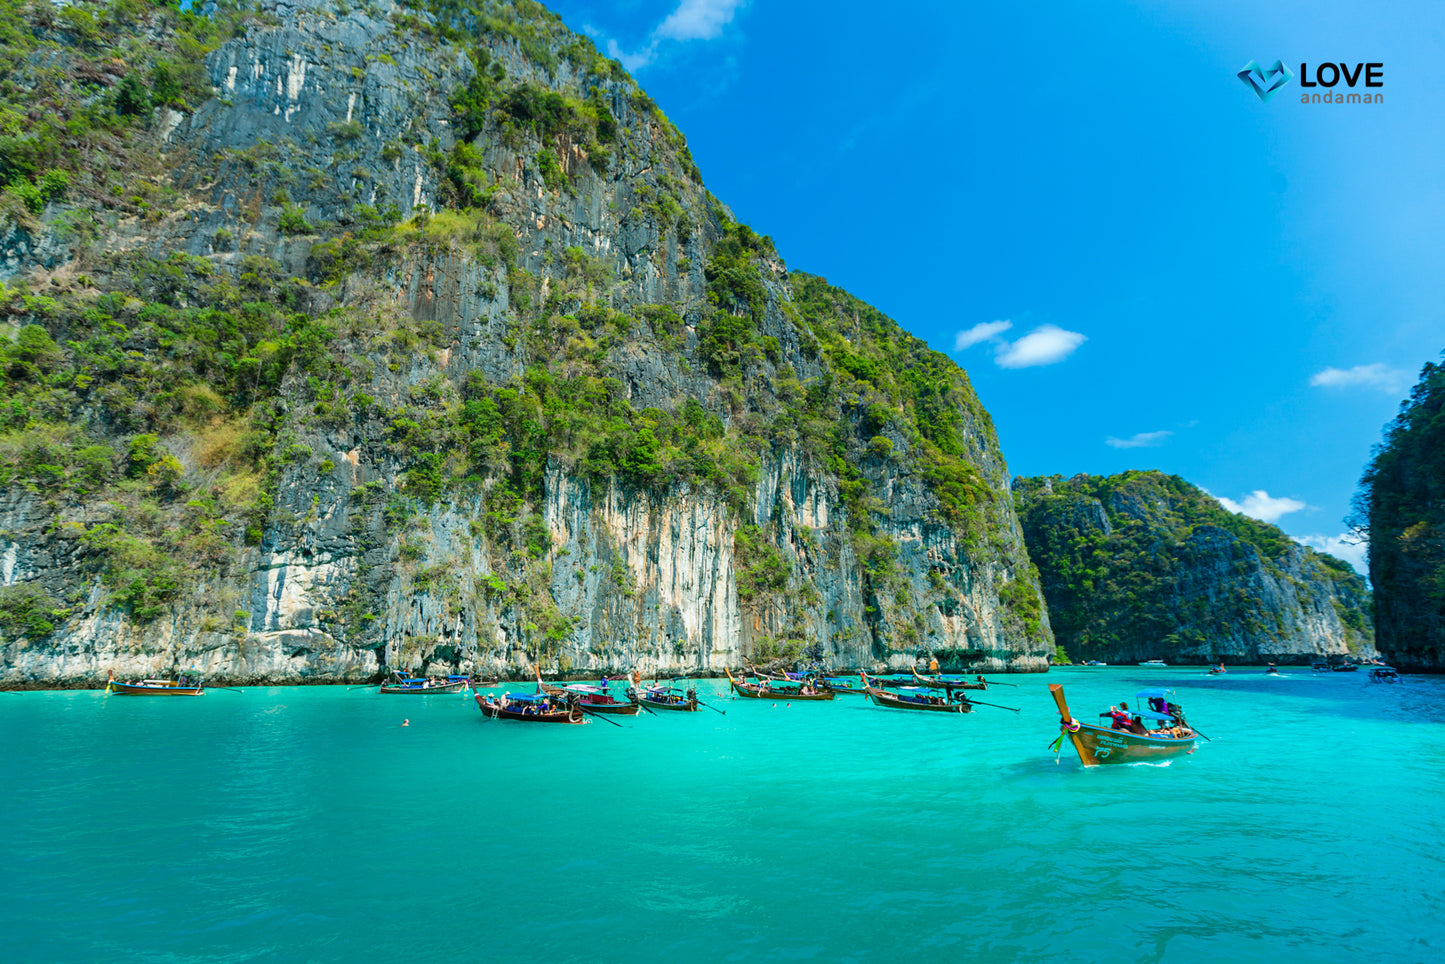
724,668,835,700
744,662,864,695
106,675,205,696
380,674,470,694
862,675,971,713
476,691,586,723
1049,684,1199,767
911,668,989,690
635,682,700,711
536,671,642,715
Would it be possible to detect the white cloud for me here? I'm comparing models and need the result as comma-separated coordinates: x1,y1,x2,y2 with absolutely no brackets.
1309,363,1411,395
953,320,1012,351
1106,430,1172,449
1214,489,1310,524
605,0,747,71
607,37,658,72
656,0,746,41
994,325,1087,368
1296,533,1368,574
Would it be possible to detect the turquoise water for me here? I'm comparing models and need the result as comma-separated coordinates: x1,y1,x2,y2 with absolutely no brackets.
3,668,1442,963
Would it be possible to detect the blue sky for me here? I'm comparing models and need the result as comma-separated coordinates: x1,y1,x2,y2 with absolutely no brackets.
542,0,1444,573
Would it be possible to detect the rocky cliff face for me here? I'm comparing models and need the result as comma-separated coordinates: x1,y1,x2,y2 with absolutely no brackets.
0,0,1050,685
1015,472,1372,665
1357,356,1445,672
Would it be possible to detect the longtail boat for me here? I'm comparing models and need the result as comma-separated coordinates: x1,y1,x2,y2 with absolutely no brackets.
476,691,586,723
106,673,205,696
1049,684,1199,767
635,682,700,711
818,675,867,695
536,670,642,715
911,668,990,690
380,673,469,694
743,660,862,695
861,673,971,712
725,667,835,700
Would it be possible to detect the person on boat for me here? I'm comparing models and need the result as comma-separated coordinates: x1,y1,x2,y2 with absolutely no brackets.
928,656,940,674
600,675,609,693
1102,705,1131,729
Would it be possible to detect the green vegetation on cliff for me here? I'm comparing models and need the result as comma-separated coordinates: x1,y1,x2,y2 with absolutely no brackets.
1355,354,1445,669
1015,471,1371,663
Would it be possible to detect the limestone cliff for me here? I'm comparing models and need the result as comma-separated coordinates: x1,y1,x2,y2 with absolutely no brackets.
1356,355,1445,672
0,0,1050,685
1014,472,1372,665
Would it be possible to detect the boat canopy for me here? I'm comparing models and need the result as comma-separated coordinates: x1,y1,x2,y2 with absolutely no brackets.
1133,688,1177,722
505,692,551,702
564,684,602,693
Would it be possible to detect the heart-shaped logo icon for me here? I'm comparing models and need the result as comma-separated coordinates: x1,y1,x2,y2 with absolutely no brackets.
1238,60,1294,102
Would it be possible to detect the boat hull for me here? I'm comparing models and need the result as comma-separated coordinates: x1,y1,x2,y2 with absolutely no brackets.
570,698,641,714
107,682,204,696
637,696,699,711
380,680,469,694
864,686,970,712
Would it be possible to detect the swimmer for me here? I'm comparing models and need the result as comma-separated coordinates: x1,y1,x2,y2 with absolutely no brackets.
401,719,410,727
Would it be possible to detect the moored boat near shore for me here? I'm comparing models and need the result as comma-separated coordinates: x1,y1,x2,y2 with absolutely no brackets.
380,673,469,694
536,670,642,715
105,672,205,696
1049,684,1200,767
725,668,835,700
634,682,700,711
476,691,586,723
862,674,971,713
911,667,990,690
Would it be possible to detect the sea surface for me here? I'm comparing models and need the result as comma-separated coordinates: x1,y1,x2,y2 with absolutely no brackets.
3,667,1442,963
